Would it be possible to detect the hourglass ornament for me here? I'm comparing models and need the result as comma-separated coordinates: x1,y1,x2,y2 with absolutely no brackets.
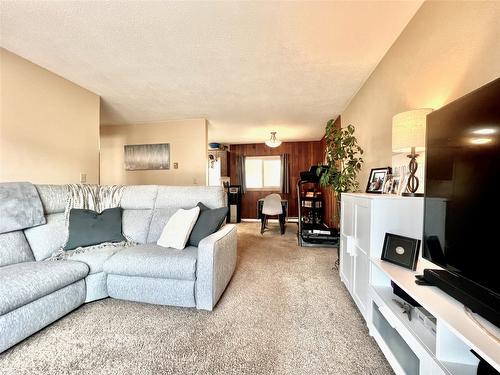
405,146,420,195
392,109,433,197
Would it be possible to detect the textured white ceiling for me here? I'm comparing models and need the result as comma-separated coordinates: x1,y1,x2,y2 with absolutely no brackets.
0,1,422,144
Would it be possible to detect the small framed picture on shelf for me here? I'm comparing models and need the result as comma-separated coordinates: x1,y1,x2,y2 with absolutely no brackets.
400,173,410,195
381,233,421,270
382,174,393,194
391,175,401,195
366,167,392,194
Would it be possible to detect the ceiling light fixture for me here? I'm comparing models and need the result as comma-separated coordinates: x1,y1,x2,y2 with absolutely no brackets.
265,132,282,148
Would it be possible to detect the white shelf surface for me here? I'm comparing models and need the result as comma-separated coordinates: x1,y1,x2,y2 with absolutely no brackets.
371,258,500,372
370,328,408,375
441,361,478,375
371,298,421,375
342,192,424,200
372,286,478,375
372,285,436,355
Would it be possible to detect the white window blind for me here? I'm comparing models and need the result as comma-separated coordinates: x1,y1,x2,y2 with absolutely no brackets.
245,156,281,190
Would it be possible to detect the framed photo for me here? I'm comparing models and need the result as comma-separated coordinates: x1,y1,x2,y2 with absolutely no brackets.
391,175,401,195
382,174,393,194
400,173,410,195
381,233,421,270
366,167,392,194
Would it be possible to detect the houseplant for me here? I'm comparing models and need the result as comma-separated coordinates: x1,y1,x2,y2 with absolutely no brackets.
318,120,364,228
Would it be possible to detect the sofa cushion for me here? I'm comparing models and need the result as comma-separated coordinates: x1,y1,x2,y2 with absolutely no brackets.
84,272,108,302
35,184,68,214
0,231,34,267
146,207,179,244
121,185,158,209
107,275,195,307
62,246,124,274
0,260,89,315
24,213,67,260
122,209,153,244
0,280,85,354
146,186,225,243
154,186,225,209
103,244,198,281
157,207,200,250
63,208,126,250
188,203,228,247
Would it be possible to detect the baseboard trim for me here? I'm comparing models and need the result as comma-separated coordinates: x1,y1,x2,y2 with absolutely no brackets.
241,217,298,223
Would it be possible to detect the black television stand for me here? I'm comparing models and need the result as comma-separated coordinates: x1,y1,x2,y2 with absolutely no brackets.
415,269,500,328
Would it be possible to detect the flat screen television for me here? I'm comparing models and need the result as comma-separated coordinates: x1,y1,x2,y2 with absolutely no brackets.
423,77,500,327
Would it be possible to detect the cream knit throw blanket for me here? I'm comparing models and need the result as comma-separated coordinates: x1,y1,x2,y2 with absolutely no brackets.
51,184,134,260
63,184,125,222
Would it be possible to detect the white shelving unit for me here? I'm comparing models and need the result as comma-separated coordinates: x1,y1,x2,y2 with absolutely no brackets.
340,193,424,320
339,193,500,375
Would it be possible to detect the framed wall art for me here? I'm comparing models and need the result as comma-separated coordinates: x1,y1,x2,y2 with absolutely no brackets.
124,143,170,171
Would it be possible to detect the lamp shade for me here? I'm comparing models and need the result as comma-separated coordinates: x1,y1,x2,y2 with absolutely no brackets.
265,132,282,148
392,109,433,153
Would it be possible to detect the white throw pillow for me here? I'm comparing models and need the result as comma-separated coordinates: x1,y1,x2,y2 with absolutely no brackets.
157,207,200,250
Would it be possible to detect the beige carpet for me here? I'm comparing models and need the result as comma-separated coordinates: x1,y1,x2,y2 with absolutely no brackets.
0,222,392,375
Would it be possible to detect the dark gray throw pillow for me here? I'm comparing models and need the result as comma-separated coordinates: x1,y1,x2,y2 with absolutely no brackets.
188,203,228,247
64,207,126,250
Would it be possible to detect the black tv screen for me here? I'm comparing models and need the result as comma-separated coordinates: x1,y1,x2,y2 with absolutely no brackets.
424,77,500,296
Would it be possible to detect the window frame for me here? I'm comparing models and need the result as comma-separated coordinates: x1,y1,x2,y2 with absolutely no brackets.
245,155,282,192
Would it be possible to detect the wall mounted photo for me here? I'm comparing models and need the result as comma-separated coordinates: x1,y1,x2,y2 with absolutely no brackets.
366,167,391,194
124,143,170,170
381,233,421,270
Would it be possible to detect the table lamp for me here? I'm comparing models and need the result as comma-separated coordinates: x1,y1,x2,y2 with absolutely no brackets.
392,108,433,197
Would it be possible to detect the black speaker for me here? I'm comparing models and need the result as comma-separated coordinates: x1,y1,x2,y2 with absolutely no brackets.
421,269,500,328
391,281,420,307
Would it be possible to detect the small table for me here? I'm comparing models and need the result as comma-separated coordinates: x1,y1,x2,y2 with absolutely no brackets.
257,198,288,234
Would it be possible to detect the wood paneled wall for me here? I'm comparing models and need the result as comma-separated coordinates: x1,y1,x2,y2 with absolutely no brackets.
228,141,324,219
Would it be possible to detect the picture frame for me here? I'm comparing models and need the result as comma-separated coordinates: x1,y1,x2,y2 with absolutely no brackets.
124,143,170,170
381,233,421,270
382,174,393,194
400,173,410,195
366,167,392,194
391,175,401,195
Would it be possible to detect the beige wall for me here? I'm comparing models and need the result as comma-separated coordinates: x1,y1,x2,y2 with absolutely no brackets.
0,48,100,184
100,119,208,186
341,1,500,188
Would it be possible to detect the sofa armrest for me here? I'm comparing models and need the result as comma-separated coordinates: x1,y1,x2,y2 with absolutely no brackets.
195,224,237,310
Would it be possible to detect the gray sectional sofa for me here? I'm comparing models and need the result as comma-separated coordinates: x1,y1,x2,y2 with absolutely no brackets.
0,184,237,353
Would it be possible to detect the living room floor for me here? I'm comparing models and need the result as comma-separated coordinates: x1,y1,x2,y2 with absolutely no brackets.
0,222,391,375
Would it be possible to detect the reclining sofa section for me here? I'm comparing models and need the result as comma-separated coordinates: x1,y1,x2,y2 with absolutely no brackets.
0,184,237,353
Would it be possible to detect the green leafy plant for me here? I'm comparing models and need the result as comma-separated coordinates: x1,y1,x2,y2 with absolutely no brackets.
318,120,364,226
